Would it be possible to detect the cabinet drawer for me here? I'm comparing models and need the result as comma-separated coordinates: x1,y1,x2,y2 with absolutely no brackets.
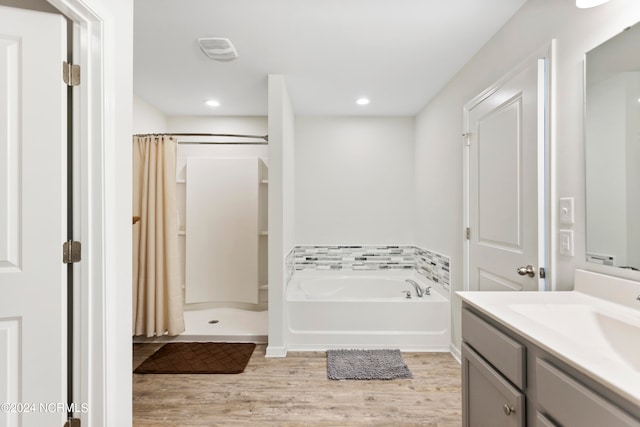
462,308,526,389
462,342,525,427
537,358,639,427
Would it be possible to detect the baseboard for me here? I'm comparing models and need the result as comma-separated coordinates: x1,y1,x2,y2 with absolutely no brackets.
265,345,287,357
449,343,461,363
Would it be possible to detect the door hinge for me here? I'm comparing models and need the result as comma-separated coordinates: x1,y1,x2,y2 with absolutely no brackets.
539,267,546,279
63,61,80,86
65,418,81,427
462,132,471,146
62,240,81,264
465,227,471,240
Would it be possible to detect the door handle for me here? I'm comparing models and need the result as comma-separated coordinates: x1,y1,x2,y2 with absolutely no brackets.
516,265,536,278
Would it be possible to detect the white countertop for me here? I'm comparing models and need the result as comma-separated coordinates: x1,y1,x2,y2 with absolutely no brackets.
458,269,640,407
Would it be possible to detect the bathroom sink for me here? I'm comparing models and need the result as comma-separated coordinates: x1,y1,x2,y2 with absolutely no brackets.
595,312,640,372
508,303,640,372
458,270,640,407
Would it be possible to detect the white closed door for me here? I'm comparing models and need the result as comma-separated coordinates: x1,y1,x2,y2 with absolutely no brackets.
466,59,544,292
0,6,67,426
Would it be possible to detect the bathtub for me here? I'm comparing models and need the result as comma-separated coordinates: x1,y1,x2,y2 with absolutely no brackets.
285,270,450,352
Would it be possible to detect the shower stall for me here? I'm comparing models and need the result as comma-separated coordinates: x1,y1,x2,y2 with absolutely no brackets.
134,132,269,343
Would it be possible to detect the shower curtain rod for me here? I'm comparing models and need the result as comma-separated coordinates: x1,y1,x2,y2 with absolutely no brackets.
134,132,269,143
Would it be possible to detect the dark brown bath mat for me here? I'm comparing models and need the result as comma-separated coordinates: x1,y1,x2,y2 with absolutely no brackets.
134,342,256,374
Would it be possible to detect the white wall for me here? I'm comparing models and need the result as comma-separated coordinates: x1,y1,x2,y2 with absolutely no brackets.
168,115,267,136
133,95,167,133
414,0,640,351
132,101,268,137
267,75,295,356
295,117,415,245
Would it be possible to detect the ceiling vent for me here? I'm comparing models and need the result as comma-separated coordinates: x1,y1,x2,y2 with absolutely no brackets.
198,37,238,62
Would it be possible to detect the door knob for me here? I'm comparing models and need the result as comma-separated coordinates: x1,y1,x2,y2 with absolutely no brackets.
503,403,516,416
516,265,536,277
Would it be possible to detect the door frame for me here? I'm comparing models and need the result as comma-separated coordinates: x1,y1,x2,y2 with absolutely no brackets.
46,0,129,425
462,41,556,293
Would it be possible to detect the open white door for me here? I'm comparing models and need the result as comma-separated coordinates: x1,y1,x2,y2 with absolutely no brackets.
464,58,546,292
0,5,67,426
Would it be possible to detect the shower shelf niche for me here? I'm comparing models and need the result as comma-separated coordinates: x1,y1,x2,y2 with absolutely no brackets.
177,177,186,235
258,159,268,306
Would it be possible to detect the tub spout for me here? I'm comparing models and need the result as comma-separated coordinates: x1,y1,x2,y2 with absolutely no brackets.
405,279,424,298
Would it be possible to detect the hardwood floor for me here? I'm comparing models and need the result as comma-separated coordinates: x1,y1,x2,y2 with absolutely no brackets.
133,343,462,426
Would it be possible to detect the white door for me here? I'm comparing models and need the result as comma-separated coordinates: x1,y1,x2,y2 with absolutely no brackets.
0,6,67,426
465,59,545,292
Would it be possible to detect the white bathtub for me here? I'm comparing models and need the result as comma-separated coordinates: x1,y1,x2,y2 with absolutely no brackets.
285,270,451,352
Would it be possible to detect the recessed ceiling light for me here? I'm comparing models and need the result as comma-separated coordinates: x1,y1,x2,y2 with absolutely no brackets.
205,99,220,107
356,97,370,106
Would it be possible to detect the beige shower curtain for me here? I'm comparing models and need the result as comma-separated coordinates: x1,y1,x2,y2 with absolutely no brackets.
132,135,185,337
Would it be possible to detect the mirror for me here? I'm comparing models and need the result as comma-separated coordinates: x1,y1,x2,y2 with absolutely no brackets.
585,22,640,271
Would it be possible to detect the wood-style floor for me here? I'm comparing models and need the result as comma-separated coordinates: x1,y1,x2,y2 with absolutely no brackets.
133,343,462,426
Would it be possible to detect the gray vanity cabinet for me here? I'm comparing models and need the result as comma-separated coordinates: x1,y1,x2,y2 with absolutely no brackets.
462,308,526,426
462,342,525,426
462,305,640,427
536,359,639,427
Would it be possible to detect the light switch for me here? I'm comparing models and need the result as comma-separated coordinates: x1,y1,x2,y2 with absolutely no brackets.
559,197,574,224
559,229,574,256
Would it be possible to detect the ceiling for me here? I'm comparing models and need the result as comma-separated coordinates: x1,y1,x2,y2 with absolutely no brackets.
134,0,527,117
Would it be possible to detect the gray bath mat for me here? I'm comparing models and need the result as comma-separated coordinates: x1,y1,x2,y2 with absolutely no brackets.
326,349,413,380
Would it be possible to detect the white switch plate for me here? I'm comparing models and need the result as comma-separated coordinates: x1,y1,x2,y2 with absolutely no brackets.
559,229,574,256
559,197,574,224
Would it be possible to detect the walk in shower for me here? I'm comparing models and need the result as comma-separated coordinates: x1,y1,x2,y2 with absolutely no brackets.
133,132,269,343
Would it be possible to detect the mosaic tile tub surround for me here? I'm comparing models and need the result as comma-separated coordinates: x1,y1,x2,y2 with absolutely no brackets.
287,245,450,290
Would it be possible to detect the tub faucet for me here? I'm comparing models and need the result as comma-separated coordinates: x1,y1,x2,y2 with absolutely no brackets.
405,279,424,298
